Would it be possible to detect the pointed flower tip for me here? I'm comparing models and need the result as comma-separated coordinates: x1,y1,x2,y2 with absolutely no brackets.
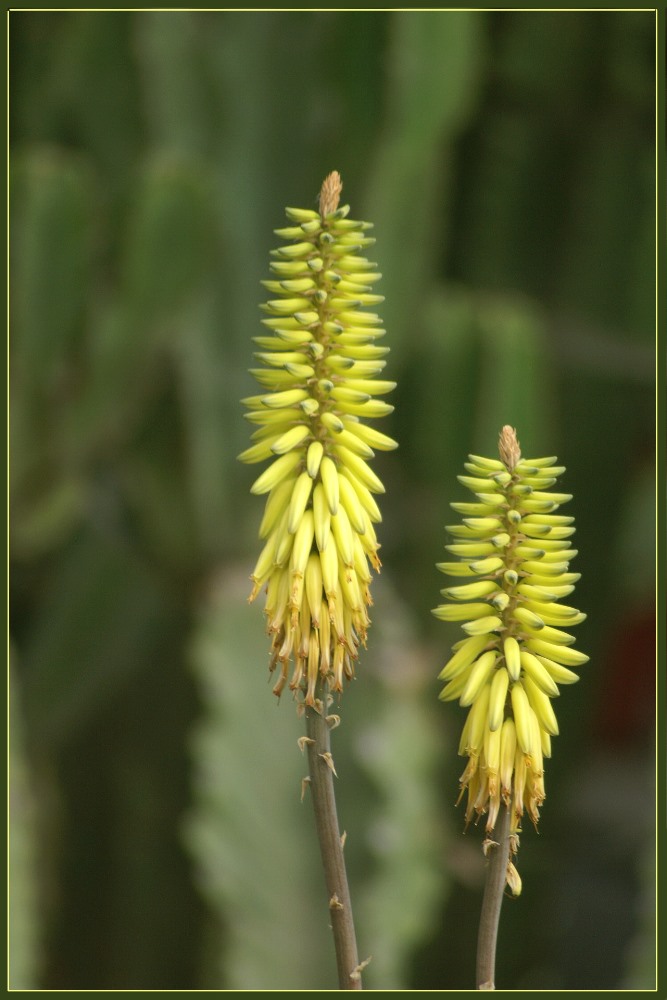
319,170,343,219
498,425,521,471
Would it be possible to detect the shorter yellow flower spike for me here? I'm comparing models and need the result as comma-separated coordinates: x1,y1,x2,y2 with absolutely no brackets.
242,172,396,711
433,426,587,870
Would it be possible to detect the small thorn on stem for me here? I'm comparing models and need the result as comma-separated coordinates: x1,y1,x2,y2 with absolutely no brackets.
319,751,338,777
349,956,372,982
329,893,344,911
300,775,311,802
298,736,315,753
340,830,347,850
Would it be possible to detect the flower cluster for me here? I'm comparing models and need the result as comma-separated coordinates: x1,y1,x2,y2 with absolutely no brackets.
432,426,587,864
240,172,396,709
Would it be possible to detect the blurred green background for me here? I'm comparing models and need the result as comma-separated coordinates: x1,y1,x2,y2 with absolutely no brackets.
9,9,656,991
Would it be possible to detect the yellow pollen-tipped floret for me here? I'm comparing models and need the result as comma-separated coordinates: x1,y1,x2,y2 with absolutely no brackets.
241,172,395,711
433,426,586,875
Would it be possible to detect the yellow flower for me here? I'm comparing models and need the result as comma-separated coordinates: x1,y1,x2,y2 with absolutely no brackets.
241,172,396,709
433,426,587,861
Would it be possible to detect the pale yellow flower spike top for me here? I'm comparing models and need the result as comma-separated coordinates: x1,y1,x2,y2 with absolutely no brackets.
433,426,588,886
240,172,396,710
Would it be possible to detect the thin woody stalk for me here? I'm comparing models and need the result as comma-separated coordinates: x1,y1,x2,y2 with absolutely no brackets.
305,697,363,989
476,803,511,990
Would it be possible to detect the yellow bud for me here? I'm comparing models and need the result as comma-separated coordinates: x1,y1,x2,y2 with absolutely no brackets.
290,510,315,579
525,638,589,666
460,651,498,707
249,533,278,593
339,468,382,522
488,666,510,732
432,602,497,622
274,507,295,566
333,428,375,459
333,445,385,494
331,504,355,568
469,556,505,574
441,580,499,601
438,634,489,682
250,451,302,495
343,422,398,451
237,438,277,463
338,473,367,534
461,615,503,636
312,483,330,552
514,606,545,630
259,388,310,409
306,441,324,478
305,553,323,626
519,651,560,696
499,718,516,801
522,673,559,736
535,655,580,685
511,682,533,756
506,861,522,897
439,671,470,703
320,532,339,600
288,471,314,534
466,682,492,754
352,532,372,583
484,724,501,776
320,456,340,514
258,478,296,539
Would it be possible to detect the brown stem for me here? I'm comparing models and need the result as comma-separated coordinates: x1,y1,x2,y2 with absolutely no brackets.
305,700,362,989
476,803,511,990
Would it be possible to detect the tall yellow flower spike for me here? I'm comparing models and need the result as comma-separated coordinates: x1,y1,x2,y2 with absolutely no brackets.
240,172,396,710
433,426,587,882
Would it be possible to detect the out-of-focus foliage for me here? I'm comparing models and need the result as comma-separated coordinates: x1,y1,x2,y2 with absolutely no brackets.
185,570,444,990
9,9,656,991
8,661,42,990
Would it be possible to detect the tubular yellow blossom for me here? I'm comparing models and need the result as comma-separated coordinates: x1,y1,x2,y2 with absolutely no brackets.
242,172,396,709
432,426,587,882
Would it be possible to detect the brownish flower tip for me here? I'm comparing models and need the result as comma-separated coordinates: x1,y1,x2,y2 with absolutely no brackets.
319,171,343,219
498,425,521,471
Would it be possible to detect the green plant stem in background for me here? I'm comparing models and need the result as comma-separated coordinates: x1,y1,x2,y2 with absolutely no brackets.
475,803,511,990
305,698,363,990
